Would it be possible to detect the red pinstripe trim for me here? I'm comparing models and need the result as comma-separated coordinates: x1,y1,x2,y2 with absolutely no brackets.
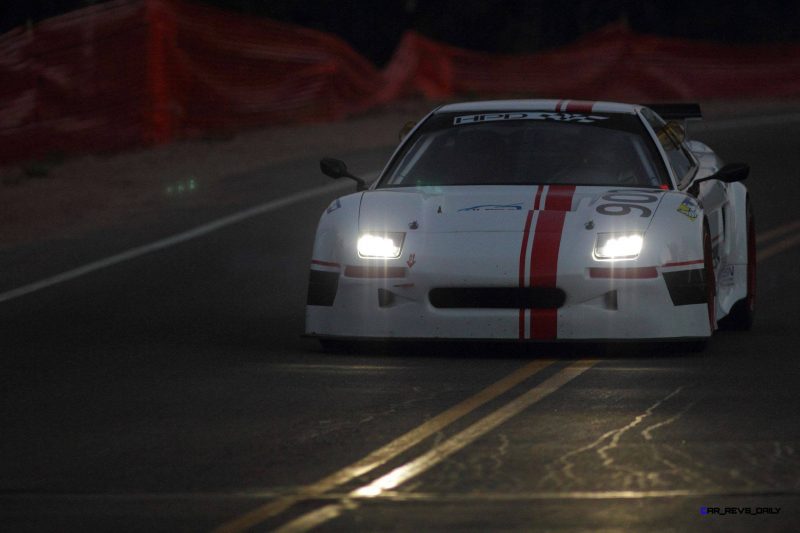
518,184,544,338
533,185,544,210
529,182,574,339
544,185,576,211
662,259,704,268
589,266,658,279
344,265,405,278
565,100,595,113
518,211,535,288
555,100,565,112
518,209,535,338
311,259,341,268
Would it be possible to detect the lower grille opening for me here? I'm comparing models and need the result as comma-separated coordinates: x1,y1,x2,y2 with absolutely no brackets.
377,288,396,308
307,270,339,306
604,290,619,310
429,287,566,309
663,269,707,306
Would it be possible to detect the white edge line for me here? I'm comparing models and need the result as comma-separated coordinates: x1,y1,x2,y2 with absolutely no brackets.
0,178,365,304
4,108,800,306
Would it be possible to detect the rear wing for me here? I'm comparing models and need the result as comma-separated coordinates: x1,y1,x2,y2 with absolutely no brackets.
643,103,702,121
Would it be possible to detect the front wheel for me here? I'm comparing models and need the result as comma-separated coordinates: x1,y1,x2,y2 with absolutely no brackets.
720,199,756,330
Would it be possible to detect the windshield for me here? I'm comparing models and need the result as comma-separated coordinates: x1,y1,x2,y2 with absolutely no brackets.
379,111,670,188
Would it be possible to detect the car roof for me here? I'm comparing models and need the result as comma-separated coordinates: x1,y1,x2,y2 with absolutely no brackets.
436,99,639,115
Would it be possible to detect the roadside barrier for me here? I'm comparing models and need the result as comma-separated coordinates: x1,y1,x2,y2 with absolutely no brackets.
2,0,800,164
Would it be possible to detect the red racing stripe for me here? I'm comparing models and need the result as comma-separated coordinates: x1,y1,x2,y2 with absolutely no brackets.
530,308,555,339
530,212,567,288
565,100,595,113
529,186,575,339
544,185,576,211
529,212,566,339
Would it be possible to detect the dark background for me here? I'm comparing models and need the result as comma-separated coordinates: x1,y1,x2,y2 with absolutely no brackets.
2,0,799,65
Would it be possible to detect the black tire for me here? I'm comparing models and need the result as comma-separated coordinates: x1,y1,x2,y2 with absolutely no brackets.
719,199,756,330
679,225,714,354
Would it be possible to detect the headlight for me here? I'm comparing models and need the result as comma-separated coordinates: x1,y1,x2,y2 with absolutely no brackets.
594,232,644,260
357,232,405,258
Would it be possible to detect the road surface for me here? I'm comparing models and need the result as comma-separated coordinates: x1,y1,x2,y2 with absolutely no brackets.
1,113,799,532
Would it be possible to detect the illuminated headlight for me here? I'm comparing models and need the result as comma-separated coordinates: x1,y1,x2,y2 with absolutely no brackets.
594,232,644,260
357,233,405,258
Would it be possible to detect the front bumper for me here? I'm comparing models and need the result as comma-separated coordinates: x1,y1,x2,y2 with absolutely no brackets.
305,239,710,341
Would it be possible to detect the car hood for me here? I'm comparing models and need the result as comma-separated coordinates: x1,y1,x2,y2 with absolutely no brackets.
358,185,666,234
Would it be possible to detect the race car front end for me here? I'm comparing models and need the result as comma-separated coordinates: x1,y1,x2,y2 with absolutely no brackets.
305,185,712,342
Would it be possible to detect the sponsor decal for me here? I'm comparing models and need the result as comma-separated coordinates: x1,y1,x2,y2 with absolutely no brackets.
595,190,659,218
677,197,698,220
406,253,416,269
453,112,609,126
326,198,341,214
458,203,523,212
719,264,735,287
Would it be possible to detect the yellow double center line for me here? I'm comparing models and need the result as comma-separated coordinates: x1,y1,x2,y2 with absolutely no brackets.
758,219,800,261
214,358,596,532
212,218,800,532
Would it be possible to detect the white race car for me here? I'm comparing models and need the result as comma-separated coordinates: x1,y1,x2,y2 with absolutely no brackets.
305,100,754,347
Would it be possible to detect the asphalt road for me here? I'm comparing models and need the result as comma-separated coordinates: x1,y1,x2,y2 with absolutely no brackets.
2,114,800,532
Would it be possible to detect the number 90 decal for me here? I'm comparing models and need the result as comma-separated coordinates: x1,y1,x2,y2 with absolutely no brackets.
595,191,660,218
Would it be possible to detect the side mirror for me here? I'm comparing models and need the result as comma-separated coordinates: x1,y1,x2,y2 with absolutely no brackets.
320,158,367,191
696,163,749,185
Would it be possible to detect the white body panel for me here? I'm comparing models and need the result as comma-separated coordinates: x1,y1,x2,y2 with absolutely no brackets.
305,100,750,342
307,185,712,341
